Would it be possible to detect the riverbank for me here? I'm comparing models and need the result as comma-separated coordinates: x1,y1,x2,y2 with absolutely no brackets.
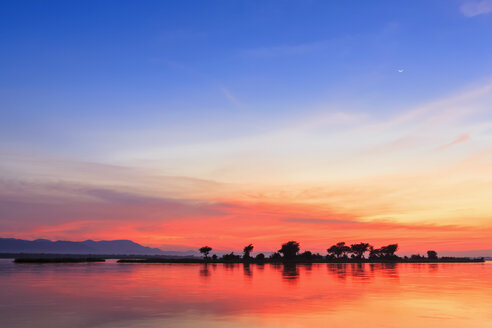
6,253,485,264
117,257,485,264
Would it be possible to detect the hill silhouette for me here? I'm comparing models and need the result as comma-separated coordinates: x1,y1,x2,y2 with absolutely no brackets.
0,238,166,255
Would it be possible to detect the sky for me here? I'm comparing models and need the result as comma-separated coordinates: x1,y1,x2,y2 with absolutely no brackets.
1,0,492,255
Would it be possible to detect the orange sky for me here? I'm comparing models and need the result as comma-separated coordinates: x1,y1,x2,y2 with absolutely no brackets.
1,83,492,255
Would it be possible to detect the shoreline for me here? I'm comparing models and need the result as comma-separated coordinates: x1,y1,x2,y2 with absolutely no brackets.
116,258,485,264
3,253,486,264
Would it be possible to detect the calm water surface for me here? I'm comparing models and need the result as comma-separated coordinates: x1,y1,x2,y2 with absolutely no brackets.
1,259,491,327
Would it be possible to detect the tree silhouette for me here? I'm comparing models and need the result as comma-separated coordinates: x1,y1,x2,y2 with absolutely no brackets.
243,244,254,259
298,251,313,261
279,241,300,260
199,246,212,259
380,244,398,258
222,252,241,261
270,252,282,261
427,250,438,259
327,244,340,258
255,253,265,261
327,242,351,258
369,246,380,259
350,243,371,259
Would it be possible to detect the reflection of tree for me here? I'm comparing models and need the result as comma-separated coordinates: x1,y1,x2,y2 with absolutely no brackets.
270,261,402,283
224,263,238,272
303,263,313,272
256,263,265,272
326,263,379,281
243,263,252,277
327,263,348,280
350,263,369,280
380,263,399,280
282,263,299,283
200,263,210,278
271,263,282,272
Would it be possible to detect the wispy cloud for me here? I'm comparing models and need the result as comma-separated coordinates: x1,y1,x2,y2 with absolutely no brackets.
460,0,492,17
435,134,470,151
282,217,358,225
220,87,241,106
281,216,469,232
241,23,398,58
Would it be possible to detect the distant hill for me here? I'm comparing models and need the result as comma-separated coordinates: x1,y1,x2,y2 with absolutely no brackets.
0,238,168,255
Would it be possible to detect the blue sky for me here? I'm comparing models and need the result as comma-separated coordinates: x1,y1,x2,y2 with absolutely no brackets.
2,0,492,158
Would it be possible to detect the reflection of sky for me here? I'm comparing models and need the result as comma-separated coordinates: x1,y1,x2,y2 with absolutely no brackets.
1,1,492,253
1,260,492,327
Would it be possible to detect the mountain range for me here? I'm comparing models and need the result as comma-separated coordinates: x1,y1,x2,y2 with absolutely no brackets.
0,238,195,256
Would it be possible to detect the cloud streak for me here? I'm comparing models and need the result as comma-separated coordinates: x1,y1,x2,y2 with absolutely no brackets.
435,134,470,151
220,87,241,106
461,0,492,17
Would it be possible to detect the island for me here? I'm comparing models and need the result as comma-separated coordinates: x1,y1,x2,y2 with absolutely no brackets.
116,241,485,264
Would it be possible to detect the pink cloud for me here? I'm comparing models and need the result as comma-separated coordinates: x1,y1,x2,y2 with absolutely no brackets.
435,134,470,151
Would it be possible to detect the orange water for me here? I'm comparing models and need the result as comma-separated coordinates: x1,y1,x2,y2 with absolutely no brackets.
1,260,491,327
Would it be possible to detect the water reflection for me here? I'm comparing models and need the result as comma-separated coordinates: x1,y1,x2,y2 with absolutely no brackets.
282,263,299,283
380,263,399,280
0,260,491,328
242,263,252,278
327,263,349,280
200,262,397,283
199,263,210,278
